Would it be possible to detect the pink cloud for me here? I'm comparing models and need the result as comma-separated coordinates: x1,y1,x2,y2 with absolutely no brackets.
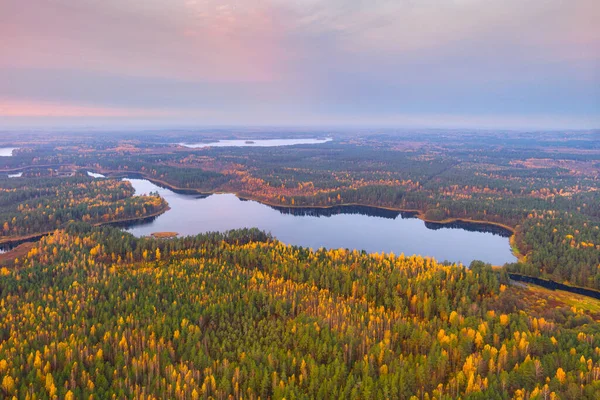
0,1,287,84
0,99,175,118
0,0,597,128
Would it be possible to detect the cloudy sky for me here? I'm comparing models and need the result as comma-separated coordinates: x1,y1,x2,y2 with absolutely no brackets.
1,0,598,129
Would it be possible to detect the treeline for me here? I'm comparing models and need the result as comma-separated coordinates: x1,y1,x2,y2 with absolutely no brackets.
0,176,167,240
4,133,600,290
509,212,600,289
75,159,228,191
0,226,598,399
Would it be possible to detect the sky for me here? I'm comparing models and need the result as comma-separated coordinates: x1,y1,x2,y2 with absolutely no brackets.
0,0,599,129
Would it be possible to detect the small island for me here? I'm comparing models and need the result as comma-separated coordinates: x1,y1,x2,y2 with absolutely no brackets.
150,232,179,239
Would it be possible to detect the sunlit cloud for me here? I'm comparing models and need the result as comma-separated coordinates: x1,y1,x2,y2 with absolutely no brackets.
0,99,177,118
0,0,598,128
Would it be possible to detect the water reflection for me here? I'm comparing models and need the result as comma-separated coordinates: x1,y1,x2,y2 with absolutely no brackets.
271,205,512,237
267,204,415,220
424,221,512,238
0,236,43,253
122,178,516,265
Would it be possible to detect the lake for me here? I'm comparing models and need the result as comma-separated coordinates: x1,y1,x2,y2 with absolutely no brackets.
87,171,106,178
0,148,16,157
179,138,332,148
122,178,516,266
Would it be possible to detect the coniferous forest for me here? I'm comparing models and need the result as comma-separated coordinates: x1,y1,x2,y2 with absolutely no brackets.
0,130,599,399
0,174,168,242
2,0,600,397
1,224,599,399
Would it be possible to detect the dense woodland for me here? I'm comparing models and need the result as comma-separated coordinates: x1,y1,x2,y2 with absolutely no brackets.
2,130,597,288
0,174,167,242
0,131,599,399
0,225,599,399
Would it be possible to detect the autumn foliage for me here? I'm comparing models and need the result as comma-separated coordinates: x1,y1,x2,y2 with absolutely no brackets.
0,226,598,399
0,176,167,242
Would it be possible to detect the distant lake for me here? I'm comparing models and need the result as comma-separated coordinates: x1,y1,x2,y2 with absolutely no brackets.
0,148,16,157
121,178,516,266
179,138,332,148
87,171,106,178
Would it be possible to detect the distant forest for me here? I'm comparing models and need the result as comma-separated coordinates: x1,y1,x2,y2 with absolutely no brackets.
2,130,597,289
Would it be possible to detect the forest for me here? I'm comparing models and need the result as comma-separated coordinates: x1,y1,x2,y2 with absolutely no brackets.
0,130,599,399
0,225,599,399
1,130,597,288
0,174,168,243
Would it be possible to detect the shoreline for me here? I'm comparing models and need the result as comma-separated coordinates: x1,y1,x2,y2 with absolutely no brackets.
2,164,517,235
3,165,520,258
112,171,522,263
0,164,77,174
0,205,170,246
5,166,599,300
101,169,517,236
508,272,600,299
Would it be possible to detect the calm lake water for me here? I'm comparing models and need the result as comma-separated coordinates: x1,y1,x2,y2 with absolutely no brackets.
0,148,16,157
179,138,332,148
87,171,106,178
123,178,516,266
